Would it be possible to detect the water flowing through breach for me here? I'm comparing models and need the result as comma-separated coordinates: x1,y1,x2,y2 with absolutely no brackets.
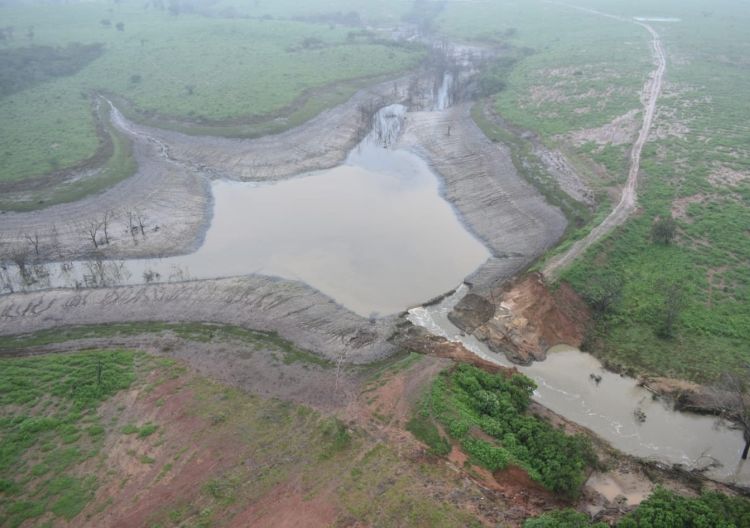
408,285,750,487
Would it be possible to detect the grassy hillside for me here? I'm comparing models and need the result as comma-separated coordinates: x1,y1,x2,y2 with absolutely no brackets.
0,348,484,527
0,0,423,183
437,0,750,384
560,0,750,383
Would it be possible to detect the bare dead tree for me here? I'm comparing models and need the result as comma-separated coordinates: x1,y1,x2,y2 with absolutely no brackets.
125,210,137,239
50,224,62,258
0,268,13,293
84,219,102,249
24,231,40,257
0,232,6,266
9,244,31,285
707,368,750,459
102,210,114,245
135,210,147,237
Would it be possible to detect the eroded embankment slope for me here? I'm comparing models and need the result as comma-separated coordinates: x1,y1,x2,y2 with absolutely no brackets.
398,104,567,291
118,74,421,183
0,276,397,364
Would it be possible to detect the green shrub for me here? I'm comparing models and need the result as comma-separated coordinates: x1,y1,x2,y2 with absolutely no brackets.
420,365,595,496
138,423,158,438
526,488,750,528
524,509,606,528
406,415,451,456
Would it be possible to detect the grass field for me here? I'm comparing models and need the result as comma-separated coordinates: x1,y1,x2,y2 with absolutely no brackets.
437,0,750,384
559,0,750,383
0,349,137,527
0,0,423,183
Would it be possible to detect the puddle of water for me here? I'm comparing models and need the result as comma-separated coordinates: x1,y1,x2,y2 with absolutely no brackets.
586,472,651,505
12,141,489,318
408,285,750,486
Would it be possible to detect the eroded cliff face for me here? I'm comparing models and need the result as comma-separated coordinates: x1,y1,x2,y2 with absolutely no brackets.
450,272,591,364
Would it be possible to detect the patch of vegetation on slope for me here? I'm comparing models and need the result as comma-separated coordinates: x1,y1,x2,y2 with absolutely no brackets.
411,364,596,497
0,349,136,527
436,1,651,135
525,487,750,528
0,98,137,211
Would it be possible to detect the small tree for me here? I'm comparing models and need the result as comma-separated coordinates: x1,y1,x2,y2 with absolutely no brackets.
707,369,750,460
115,22,125,31
581,271,623,320
656,280,685,339
652,215,677,245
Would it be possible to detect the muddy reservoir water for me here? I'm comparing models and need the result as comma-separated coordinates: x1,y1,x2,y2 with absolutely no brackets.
29,123,489,317
148,141,489,316
409,285,750,487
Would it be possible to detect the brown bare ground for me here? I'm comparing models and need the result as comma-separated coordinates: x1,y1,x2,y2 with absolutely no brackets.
229,480,338,528
451,272,591,365
709,166,749,187
671,193,706,222
567,109,640,146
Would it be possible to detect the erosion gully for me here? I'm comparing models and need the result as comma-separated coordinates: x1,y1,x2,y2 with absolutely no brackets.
3,36,749,489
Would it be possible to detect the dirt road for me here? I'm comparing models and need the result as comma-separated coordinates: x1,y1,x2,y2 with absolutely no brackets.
542,12,666,280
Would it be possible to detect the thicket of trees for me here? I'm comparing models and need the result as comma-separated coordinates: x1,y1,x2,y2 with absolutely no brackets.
414,365,596,496
0,42,104,97
525,488,750,527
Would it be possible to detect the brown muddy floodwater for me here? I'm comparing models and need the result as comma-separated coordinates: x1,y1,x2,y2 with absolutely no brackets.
27,140,490,317
159,142,490,316
409,285,750,487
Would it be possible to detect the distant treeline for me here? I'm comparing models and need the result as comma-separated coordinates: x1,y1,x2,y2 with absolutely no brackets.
0,42,103,97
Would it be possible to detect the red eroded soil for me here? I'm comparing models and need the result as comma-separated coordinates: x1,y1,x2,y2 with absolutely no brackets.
475,272,591,363
79,372,246,528
493,465,569,513
229,481,338,528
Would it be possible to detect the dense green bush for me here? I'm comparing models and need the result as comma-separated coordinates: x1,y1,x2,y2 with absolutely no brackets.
412,365,595,496
524,488,750,527
524,510,607,528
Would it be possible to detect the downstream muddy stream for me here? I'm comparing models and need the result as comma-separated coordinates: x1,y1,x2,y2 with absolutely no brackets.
409,285,750,486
